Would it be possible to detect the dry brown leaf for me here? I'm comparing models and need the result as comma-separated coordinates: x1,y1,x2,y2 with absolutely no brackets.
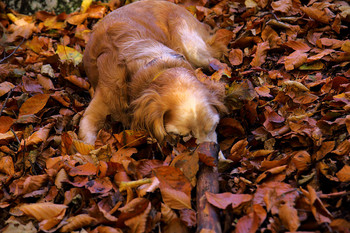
60,214,96,232
250,41,270,67
336,165,350,182
73,139,95,155
162,218,190,233
229,49,243,66
284,40,311,52
22,123,54,147
154,166,192,209
39,208,66,231
330,219,350,232
292,151,311,172
20,203,67,221
66,13,88,25
93,226,123,233
300,6,331,24
55,168,68,189
114,130,147,147
228,139,248,162
170,151,199,187
0,156,15,176
256,165,287,183
64,75,90,90
314,141,335,160
18,93,50,116
23,174,48,194
249,149,274,158
332,140,350,156
179,209,196,228
278,203,300,232
161,203,178,223
271,0,292,13
37,74,55,90
205,192,252,209
235,204,266,233
300,185,333,224
118,198,150,231
137,177,159,197
284,50,308,70
69,162,97,176
255,85,272,98
0,81,15,97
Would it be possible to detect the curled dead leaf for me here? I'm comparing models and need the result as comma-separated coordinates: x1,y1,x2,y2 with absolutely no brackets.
206,192,252,209
292,151,311,172
55,168,68,189
60,214,96,232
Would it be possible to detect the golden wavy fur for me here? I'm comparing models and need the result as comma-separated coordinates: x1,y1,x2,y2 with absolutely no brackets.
79,0,227,145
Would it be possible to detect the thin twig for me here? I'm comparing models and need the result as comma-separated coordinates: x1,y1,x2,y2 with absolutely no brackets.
0,88,14,117
10,127,21,145
0,38,25,64
319,191,350,199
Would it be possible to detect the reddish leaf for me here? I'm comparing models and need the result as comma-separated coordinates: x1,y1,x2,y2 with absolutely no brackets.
0,116,15,133
18,93,50,116
206,192,252,209
284,50,308,70
250,41,270,67
154,166,192,209
300,6,331,24
229,49,243,66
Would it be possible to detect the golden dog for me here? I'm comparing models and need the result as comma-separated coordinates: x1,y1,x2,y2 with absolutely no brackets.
79,0,227,145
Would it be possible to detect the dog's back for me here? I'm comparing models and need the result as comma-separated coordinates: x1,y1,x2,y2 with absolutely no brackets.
84,0,223,88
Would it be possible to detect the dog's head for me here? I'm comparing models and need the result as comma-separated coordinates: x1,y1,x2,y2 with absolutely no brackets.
131,72,227,144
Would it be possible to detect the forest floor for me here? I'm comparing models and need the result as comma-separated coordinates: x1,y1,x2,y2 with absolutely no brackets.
0,0,350,232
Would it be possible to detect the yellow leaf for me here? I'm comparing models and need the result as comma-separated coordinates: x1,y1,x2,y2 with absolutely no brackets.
81,0,93,13
56,45,83,66
73,139,95,155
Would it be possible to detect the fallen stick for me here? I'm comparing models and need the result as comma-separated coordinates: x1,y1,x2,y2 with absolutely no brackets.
196,142,222,233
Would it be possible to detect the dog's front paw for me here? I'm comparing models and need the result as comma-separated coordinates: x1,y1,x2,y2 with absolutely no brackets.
79,131,97,145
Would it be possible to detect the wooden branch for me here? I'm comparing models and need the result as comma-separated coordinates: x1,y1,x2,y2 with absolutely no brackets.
196,142,222,233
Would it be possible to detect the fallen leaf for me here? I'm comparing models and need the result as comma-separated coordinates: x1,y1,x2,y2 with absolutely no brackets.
154,166,192,209
229,49,243,66
18,93,50,116
336,165,350,182
278,203,300,232
206,192,252,209
60,214,96,232
0,156,15,176
56,45,83,66
20,203,67,221
284,50,308,70
301,6,331,24
0,116,15,133
250,41,270,67
0,81,15,97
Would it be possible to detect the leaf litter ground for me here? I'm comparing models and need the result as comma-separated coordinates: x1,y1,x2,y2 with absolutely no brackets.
0,0,349,232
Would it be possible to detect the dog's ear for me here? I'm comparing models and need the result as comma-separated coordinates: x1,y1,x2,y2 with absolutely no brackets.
131,90,168,142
